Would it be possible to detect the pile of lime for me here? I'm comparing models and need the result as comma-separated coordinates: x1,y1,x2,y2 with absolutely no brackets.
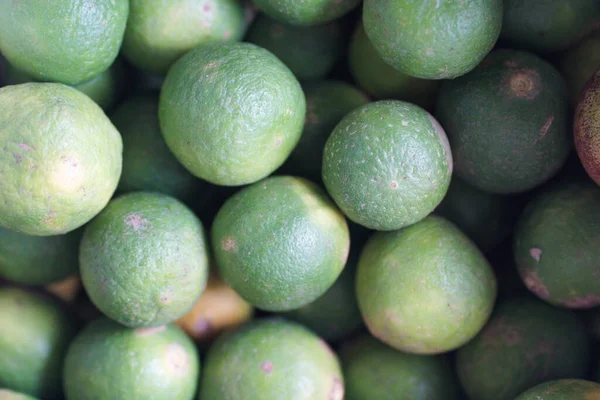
2,1,600,399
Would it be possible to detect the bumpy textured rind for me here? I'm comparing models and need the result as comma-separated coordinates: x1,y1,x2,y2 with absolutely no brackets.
0,0,129,85
363,0,502,79
0,83,123,236
356,215,497,354
79,191,209,328
159,42,305,186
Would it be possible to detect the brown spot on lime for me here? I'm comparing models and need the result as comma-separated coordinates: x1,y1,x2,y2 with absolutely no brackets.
124,213,150,231
261,361,273,374
275,137,282,147
194,318,212,334
390,181,398,189
166,344,189,372
506,69,541,100
13,154,22,163
521,269,550,299
563,294,600,309
530,248,542,261
18,143,32,151
539,116,554,140
221,236,236,252
329,377,344,400
135,325,166,336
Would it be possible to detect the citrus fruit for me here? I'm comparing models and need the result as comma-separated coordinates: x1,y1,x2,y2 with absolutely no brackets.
0,83,122,236
159,42,305,186
363,0,503,79
122,0,246,75
435,49,571,194
340,335,460,400
356,215,497,354
198,318,344,400
0,0,129,85
211,175,350,311
79,191,209,328
456,297,591,400
63,318,199,400
322,100,452,231
513,179,600,309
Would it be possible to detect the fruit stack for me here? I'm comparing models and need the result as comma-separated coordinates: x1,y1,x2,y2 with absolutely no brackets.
1,1,600,400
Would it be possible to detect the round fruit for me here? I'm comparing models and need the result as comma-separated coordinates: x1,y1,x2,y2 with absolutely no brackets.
515,380,600,400
212,175,350,311
0,83,123,236
198,318,344,400
63,318,199,400
0,0,129,85
175,271,254,342
112,95,201,202
251,0,361,26
0,226,81,285
0,57,126,112
282,80,369,181
513,180,600,309
122,0,246,75
322,100,452,231
356,215,497,354
348,22,439,108
363,0,502,79
281,252,363,342
159,42,305,186
246,14,342,81
0,390,38,400
435,49,571,194
340,335,460,400
574,67,600,186
501,0,600,53
456,296,590,400
435,176,520,253
80,191,209,328
560,31,600,105
0,287,78,399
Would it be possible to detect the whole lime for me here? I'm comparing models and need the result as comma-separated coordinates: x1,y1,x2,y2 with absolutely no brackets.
198,318,344,400
0,0,129,85
356,215,497,354
122,0,246,75
322,100,452,231
79,191,209,328
211,176,350,311
0,83,122,236
159,42,305,186
63,318,199,400
363,0,502,79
